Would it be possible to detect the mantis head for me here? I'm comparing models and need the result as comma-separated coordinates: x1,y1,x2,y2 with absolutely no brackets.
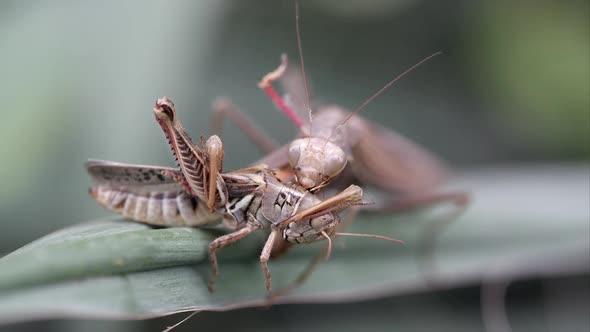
287,137,347,190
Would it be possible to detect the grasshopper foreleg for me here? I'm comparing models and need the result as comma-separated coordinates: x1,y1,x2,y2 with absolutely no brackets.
260,229,280,291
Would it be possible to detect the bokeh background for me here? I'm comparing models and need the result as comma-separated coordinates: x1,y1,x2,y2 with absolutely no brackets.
0,0,588,331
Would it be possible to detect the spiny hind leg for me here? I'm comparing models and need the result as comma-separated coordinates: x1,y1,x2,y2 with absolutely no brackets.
161,169,192,194
208,226,256,292
210,97,278,154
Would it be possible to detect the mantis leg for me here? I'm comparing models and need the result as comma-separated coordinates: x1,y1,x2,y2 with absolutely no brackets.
210,97,279,154
268,246,326,300
260,229,280,291
268,207,361,299
364,191,469,284
365,191,469,214
208,226,257,292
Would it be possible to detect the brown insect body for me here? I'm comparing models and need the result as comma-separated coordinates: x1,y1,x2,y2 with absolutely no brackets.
261,96,448,196
87,97,379,292
87,161,221,227
87,159,347,242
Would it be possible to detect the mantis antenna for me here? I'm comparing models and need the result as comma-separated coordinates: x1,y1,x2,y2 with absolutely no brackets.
295,1,313,133
326,51,444,143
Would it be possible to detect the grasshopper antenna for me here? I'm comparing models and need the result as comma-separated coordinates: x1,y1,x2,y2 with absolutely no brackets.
334,232,405,244
327,51,443,142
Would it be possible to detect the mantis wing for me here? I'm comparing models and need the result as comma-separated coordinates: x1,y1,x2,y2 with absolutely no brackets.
349,117,449,195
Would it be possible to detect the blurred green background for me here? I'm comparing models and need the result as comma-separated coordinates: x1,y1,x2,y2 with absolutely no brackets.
0,0,588,331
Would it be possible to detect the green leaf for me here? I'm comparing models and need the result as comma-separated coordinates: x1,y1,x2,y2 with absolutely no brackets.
0,166,588,324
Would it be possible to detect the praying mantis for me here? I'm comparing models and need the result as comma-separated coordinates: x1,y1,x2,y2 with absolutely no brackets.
210,15,468,221
208,5,469,276
87,97,402,292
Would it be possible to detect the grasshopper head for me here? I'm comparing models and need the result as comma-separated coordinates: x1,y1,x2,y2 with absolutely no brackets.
288,137,347,190
153,97,176,124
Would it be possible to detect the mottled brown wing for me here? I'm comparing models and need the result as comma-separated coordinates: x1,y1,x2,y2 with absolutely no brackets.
85,159,184,194
350,118,449,195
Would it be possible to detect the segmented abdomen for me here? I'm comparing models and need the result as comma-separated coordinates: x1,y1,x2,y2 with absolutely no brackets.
89,185,222,227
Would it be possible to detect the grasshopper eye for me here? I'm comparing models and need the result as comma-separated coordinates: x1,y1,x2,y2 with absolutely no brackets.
323,148,347,178
287,139,303,167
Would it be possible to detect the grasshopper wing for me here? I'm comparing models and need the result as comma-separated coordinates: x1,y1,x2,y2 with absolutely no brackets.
85,159,184,193
85,160,223,226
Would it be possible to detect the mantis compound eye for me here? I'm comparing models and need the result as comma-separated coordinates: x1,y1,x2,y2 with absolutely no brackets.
322,147,347,180
287,139,303,167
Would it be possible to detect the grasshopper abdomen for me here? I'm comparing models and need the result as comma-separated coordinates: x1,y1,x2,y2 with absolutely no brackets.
89,185,221,227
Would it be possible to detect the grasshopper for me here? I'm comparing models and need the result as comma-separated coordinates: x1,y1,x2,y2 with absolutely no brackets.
87,97,401,292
